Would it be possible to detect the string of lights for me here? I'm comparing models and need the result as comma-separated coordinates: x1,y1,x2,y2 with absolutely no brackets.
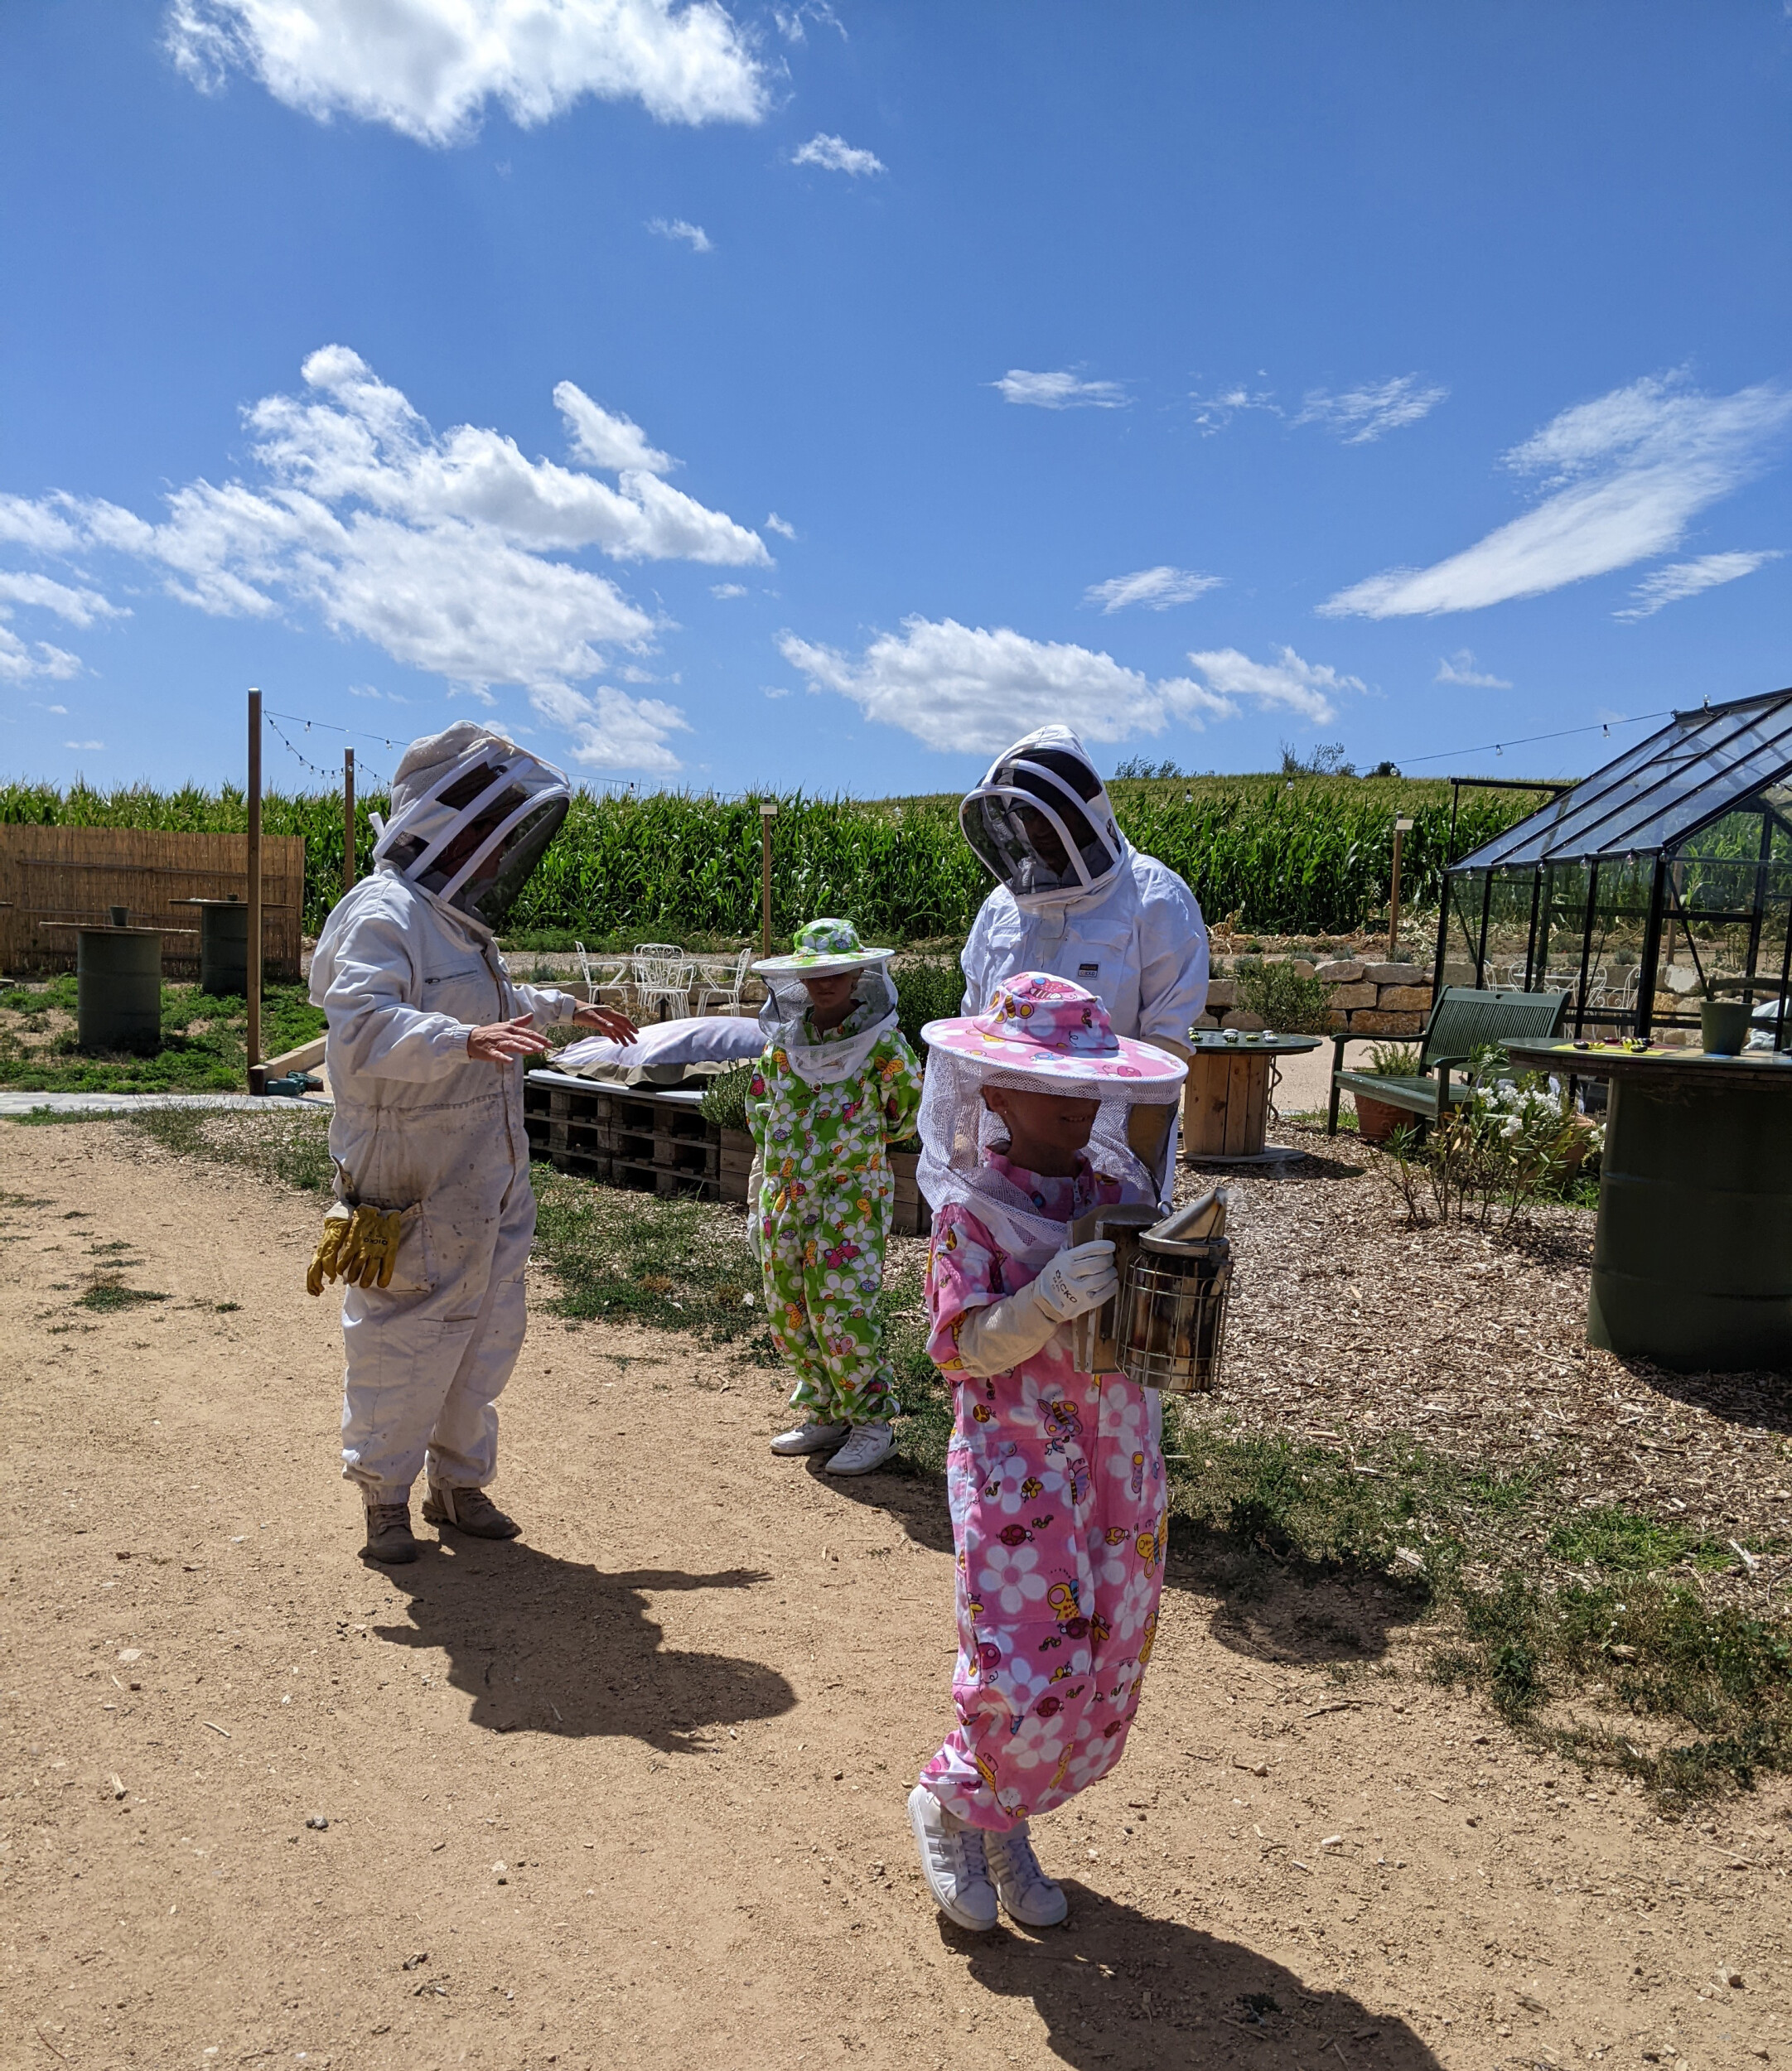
263,710,391,794
1387,707,1677,772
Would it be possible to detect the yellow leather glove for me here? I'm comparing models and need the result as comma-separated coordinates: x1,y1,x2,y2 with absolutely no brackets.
339,1203,403,1289
307,1204,354,1296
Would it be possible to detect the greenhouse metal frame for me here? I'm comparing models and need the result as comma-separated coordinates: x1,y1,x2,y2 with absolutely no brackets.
1435,688,1792,1049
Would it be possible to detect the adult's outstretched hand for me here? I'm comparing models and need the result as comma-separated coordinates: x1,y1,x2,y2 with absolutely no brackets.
467,1015,553,1064
572,1003,640,1044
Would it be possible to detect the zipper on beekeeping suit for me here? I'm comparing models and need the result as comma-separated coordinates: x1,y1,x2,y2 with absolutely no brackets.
479,931,519,1178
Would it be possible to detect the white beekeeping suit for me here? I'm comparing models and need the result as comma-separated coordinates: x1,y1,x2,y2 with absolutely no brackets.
959,725,1210,1049
308,722,606,1565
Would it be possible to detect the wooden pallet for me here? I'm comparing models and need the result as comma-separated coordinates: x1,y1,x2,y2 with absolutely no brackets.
524,1070,719,1198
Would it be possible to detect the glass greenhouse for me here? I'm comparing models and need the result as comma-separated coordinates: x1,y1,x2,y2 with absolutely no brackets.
1437,688,1792,1048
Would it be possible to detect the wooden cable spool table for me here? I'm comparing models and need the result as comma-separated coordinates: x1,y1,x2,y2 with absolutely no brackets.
1506,1038,1792,1373
1181,1031,1323,1168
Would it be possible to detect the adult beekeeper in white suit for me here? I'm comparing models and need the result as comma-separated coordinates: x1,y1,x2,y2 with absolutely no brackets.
307,722,635,1566
959,725,1209,1171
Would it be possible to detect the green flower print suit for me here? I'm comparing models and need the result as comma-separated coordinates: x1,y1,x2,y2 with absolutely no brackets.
747,1010,925,1424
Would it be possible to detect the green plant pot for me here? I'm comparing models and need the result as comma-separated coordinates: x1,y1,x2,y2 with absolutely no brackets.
1699,999,1751,1056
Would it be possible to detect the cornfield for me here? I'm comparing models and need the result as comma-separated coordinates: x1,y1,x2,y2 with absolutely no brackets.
0,774,1546,942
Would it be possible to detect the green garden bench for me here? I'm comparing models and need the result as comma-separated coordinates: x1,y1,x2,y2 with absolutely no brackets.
1326,987,1571,1136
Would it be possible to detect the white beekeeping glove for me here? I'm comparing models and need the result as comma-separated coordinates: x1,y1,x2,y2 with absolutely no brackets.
950,1240,1118,1378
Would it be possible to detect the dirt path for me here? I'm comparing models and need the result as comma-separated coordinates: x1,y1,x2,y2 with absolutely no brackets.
2,1121,1787,2071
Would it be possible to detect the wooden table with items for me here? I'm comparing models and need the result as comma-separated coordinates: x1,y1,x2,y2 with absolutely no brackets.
1181,1031,1323,1168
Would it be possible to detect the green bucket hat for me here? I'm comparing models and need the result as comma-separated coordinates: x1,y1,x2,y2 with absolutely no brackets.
751,917,896,977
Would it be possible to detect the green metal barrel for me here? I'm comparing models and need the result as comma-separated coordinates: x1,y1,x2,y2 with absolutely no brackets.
76,928,162,1055
196,899,249,997
1590,1076,1792,1372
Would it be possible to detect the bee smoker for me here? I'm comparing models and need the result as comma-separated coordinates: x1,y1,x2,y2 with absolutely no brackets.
1068,1188,1234,1394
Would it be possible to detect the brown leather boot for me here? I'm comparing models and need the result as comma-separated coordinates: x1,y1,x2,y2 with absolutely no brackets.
423,1484,521,1539
363,1502,418,1564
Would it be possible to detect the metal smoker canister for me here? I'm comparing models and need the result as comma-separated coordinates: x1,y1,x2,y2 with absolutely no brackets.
1112,1229,1233,1394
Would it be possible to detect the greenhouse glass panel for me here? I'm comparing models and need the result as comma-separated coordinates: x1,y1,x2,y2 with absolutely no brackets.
1437,687,1792,1048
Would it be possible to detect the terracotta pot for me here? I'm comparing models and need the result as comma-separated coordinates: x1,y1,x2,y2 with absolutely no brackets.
1352,1090,1410,1145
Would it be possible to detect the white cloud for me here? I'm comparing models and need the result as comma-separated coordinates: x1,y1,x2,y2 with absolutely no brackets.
1183,645,1360,727
765,511,796,539
1191,385,1279,435
772,2,843,41
0,570,122,627
63,740,104,751
994,370,1128,411
1323,373,1792,618
41,703,69,714
1435,649,1512,688
1084,566,1223,614
1294,374,1448,444
761,683,789,698
0,616,81,683
710,582,747,598
531,681,690,773
0,495,82,553
553,383,674,474
648,215,713,253
790,132,885,176
1614,548,1783,621
777,616,1242,755
165,0,767,144
0,346,767,772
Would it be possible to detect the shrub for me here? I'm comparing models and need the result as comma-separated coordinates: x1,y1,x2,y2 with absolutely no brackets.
1234,960,1332,1033
698,1061,756,1134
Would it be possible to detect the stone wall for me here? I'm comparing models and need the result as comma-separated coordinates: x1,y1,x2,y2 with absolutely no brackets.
1194,959,1432,1038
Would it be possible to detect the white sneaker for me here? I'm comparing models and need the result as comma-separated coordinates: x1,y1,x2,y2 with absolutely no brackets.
987,1820,1069,1927
907,1784,998,1932
825,1422,896,1475
769,1421,848,1457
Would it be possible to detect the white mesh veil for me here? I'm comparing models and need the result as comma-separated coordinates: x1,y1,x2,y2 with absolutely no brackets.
916,1040,1183,1268
759,967,901,1087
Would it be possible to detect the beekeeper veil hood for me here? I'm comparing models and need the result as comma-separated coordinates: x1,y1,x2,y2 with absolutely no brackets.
959,725,1127,909
371,722,571,930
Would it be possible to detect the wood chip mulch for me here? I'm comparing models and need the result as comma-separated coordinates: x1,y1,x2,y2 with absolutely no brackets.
1169,1123,1791,1608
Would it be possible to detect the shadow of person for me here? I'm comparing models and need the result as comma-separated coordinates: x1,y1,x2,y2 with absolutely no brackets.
374,1540,795,1751
804,1450,957,1555
1165,1536,1430,1670
959,1885,1442,2069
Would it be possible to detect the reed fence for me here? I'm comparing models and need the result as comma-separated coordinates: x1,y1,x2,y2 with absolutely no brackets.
0,827,305,981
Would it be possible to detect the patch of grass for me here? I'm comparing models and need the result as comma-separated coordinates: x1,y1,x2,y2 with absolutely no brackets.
529,1167,771,1352
76,1277,169,1312
0,978,322,1092
124,1106,336,1192
1548,1503,1732,1574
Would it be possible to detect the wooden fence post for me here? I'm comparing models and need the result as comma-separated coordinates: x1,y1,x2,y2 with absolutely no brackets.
342,747,355,896
247,688,263,1089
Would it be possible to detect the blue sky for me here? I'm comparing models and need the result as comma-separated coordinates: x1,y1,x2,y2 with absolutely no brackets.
2,2,1790,798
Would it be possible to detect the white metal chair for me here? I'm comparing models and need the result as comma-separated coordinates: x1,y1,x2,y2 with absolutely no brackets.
690,946,754,1016
632,943,694,1021
574,941,630,1010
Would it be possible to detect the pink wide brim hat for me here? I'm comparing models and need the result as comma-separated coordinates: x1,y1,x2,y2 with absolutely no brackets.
920,971,1186,1092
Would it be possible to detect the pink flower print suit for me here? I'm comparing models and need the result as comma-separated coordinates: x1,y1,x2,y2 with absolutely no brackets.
920,1151,1167,1831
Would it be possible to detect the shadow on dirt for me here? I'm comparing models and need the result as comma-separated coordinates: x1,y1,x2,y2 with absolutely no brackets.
956,1885,1442,2068
807,1453,955,1554
1167,1537,1430,1668
374,1539,795,1750
823,1466,1427,1669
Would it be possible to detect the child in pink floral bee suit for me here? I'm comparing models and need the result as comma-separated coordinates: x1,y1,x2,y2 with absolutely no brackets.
906,971,1187,1932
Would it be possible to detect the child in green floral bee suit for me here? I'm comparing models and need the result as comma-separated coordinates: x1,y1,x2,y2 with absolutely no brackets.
748,920,925,1477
